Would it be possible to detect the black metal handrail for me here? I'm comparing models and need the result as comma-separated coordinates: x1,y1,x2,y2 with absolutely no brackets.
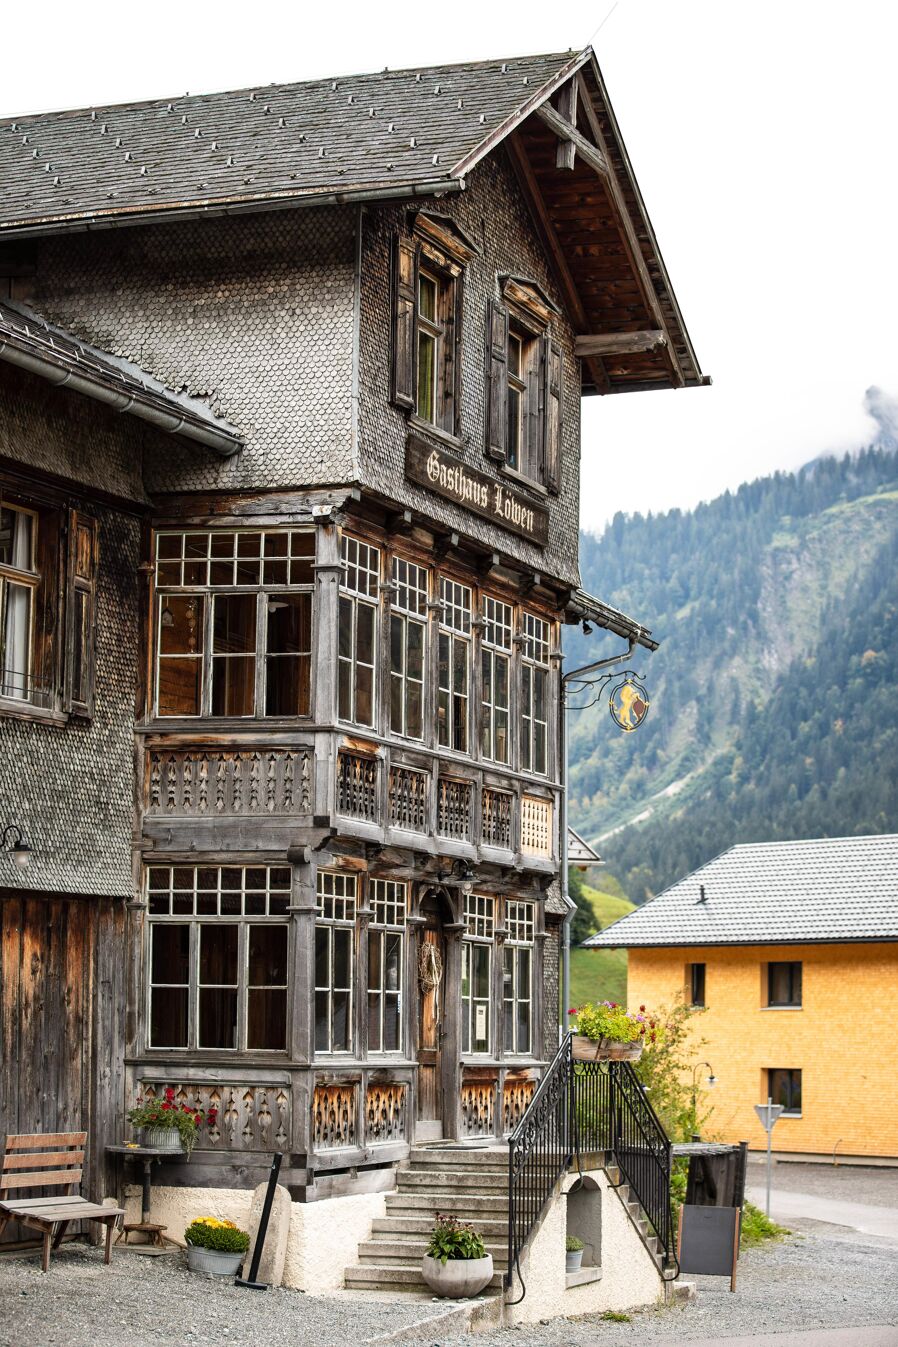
506,1033,573,1288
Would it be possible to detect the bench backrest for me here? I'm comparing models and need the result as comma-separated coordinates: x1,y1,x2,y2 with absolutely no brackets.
0,1132,87,1196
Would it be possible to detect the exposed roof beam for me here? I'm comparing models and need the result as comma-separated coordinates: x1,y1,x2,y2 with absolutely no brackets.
575,73,684,388
555,81,578,171
575,330,667,357
535,102,607,178
504,132,610,394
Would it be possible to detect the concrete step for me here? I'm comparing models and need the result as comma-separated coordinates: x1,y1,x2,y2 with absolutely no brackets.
357,1239,509,1268
372,1214,510,1239
397,1169,508,1192
408,1147,508,1166
344,1263,504,1292
386,1190,509,1213
403,1159,510,1178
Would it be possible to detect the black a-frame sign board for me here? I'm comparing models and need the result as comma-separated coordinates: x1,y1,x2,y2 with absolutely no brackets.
676,1204,741,1292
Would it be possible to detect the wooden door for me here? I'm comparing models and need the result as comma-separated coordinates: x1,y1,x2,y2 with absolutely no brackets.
416,901,445,1137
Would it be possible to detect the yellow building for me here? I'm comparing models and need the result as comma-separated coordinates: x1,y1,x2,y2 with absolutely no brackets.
583,836,898,1163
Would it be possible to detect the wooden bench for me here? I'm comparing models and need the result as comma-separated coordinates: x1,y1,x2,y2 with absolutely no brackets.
0,1132,125,1272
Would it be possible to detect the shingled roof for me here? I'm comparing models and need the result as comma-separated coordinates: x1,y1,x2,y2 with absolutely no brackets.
0,51,583,236
582,835,898,948
0,298,242,454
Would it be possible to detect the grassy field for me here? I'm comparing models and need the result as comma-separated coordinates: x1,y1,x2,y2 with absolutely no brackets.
568,884,634,1008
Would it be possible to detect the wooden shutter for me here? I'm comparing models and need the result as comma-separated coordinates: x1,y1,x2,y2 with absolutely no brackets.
63,510,99,717
485,299,509,462
543,338,562,494
391,235,417,410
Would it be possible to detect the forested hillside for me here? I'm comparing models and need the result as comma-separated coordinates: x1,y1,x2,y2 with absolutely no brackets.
567,445,898,901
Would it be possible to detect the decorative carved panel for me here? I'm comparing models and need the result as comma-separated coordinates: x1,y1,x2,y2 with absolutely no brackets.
503,1077,536,1133
365,1082,407,1144
313,1083,357,1150
139,1081,289,1151
437,777,473,841
336,752,378,822
521,795,552,857
388,766,428,833
460,1075,496,1137
146,749,311,816
482,788,513,849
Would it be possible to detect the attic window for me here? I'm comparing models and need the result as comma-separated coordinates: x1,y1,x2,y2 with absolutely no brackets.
486,295,562,493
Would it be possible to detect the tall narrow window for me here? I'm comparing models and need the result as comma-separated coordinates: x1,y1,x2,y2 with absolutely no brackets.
521,612,551,775
481,596,512,764
369,880,407,1054
146,865,290,1052
688,962,706,1008
416,271,440,425
462,893,494,1055
0,502,37,701
338,535,379,728
315,871,356,1054
390,558,427,739
437,577,471,753
503,900,534,1055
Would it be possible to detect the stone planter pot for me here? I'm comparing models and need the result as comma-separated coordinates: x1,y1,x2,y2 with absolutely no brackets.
142,1125,183,1152
186,1244,245,1276
571,1034,643,1063
566,1248,584,1273
421,1253,494,1299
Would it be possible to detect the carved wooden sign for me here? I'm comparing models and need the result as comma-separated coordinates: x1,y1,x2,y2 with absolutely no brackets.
405,437,549,546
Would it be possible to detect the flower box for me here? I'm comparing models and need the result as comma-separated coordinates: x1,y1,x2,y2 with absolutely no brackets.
571,1034,643,1063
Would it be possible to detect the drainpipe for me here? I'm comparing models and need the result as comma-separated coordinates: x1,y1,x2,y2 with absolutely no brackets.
559,637,637,1037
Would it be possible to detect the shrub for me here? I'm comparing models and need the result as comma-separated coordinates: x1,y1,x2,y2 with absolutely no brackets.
185,1217,250,1254
565,1235,584,1252
740,1200,789,1248
425,1213,486,1263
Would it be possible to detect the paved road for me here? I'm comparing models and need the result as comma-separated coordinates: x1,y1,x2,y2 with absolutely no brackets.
745,1183,898,1241
643,1332,898,1347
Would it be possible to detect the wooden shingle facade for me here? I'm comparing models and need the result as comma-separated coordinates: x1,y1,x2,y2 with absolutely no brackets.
0,47,699,1207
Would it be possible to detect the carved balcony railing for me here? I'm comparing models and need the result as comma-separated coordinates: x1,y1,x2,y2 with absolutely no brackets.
482,787,513,849
336,751,378,822
312,1083,357,1150
520,795,553,858
388,766,428,833
365,1082,408,1144
437,777,474,842
146,748,311,816
139,1080,290,1150
460,1071,496,1138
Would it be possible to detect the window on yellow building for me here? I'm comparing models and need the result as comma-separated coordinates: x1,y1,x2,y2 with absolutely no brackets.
768,1067,801,1115
687,962,706,1007
767,961,802,1007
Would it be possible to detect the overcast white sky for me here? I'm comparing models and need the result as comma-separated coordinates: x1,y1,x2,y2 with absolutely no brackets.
4,0,897,530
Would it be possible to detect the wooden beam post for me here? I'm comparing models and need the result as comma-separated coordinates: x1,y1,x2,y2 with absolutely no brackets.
535,102,608,178
574,330,667,357
555,81,579,171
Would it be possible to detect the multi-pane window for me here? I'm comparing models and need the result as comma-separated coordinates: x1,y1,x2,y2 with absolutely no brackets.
481,597,512,764
767,961,802,1007
521,612,551,775
416,267,456,432
338,536,379,727
0,502,37,701
438,578,471,753
315,871,357,1054
462,893,494,1055
390,558,427,739
146,865,290,1051
768,1068,802,1115
154,529,314,718
503,900,534,1055
368,880,406,1054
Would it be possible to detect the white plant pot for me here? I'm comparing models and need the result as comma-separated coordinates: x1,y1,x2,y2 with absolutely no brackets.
142,1125,183,1152
566,1248,584,1273
186,1244,245,1276
421,1253,494,1299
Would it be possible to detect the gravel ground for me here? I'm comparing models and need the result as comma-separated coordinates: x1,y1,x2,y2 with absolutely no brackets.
0,1245,443,1347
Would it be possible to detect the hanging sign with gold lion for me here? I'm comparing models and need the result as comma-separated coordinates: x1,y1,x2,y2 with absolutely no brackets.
609,677,650,732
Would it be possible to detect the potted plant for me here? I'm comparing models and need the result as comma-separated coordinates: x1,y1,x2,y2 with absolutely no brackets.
421,1212,494,1299
185,1216,250,1276
565,1234,585,1273
568,1001,648,1062
127,1087,217,1155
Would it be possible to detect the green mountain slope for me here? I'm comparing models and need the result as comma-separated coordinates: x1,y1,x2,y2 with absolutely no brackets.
568,880,634,1007
567,447,898,899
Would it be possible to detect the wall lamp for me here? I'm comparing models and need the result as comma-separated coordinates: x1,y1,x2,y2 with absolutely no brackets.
1,824,33,869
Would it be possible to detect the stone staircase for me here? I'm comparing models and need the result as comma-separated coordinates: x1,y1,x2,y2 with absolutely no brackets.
603,1157,666,1273
344,1145,509,1293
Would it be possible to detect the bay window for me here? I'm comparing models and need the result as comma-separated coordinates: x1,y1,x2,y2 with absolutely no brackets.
368,879,407,1054
315,871,356,1054
521,612,550,775
154,528,314,718
481,596,511,764
146,865,290,1051
389,557,426,739
503,900,534,1055
338,535,379,727
437,577,471,753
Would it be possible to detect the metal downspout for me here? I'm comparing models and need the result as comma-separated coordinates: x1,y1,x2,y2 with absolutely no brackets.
559,636,637,1033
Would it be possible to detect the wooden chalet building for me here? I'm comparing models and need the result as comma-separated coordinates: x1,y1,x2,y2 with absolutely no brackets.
0,47,703,1215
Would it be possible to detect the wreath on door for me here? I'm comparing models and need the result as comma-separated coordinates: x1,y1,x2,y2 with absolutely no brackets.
418,941,443,993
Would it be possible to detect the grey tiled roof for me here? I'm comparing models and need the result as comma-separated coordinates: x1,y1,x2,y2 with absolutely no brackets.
0,299,243,453
0,51,583,237
582,835,898,947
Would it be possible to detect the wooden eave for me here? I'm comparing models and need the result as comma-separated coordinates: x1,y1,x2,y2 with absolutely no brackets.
490,53,707,397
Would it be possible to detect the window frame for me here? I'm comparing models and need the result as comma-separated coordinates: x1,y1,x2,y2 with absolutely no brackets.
0,500,39,705
153,527,315,721
461,893,495,1056
503,900,535,1057
389,556,427,741
437,576,472,754
368,879,407,1056
315,870,357,1056
688,962,706,1008
767,1067,802,1116
520,611,551,776
144,864,291,1054
767,961,802,1008
481,595,512,765
338,534,380,729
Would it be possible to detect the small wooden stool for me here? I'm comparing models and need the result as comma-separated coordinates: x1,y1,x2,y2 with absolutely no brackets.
118,1220,169,1248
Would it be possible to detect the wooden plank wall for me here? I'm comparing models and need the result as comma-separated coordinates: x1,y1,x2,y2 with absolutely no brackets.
0,892,125,1242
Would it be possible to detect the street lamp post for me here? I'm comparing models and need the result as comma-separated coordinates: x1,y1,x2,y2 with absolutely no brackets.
691,1061,717,1123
